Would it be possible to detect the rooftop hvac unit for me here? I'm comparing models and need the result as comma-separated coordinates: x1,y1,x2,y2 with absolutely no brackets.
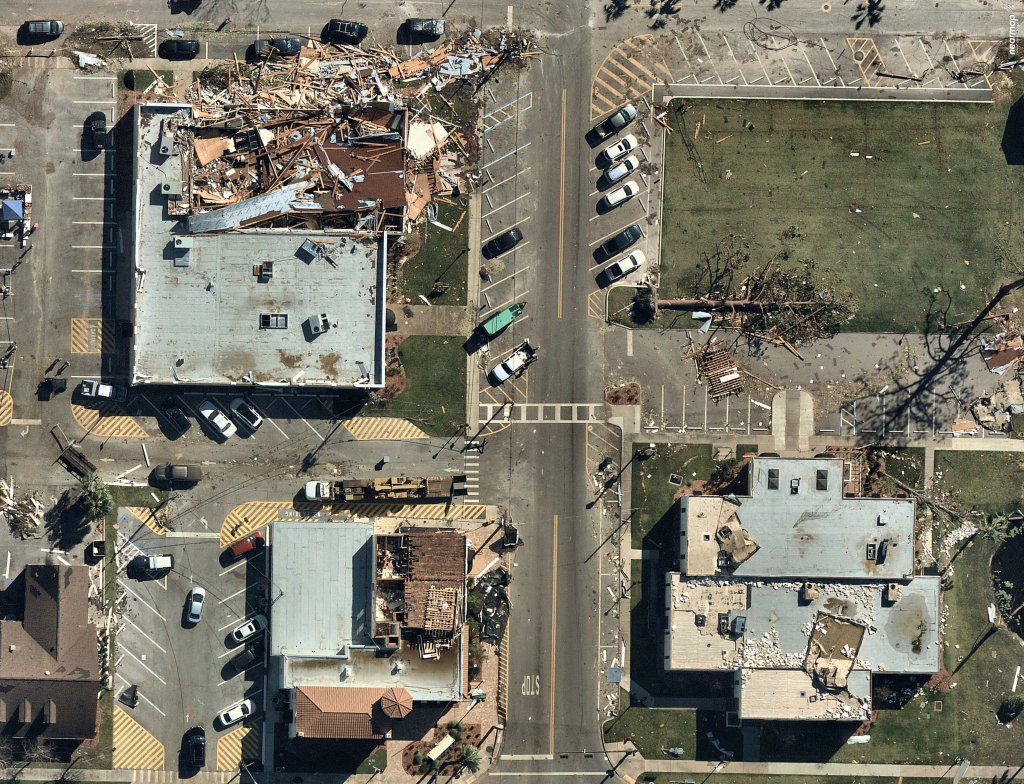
159,131,175,156
307,313,330,335
174,236,193,250
162,180,182,197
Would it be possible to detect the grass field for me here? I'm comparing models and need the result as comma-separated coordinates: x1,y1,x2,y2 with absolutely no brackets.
605,688,696,759
398,197,469,306
630,443,714,549
934,450,1024,517
660,95,1024,333
371,336,467,437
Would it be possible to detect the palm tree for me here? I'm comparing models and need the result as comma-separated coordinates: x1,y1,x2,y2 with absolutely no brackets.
76,473,113,521
461,745,481,774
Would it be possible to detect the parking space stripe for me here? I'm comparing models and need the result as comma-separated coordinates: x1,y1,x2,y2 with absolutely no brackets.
113,707,165,770
125,506,167,536
341,417,428,441
847,37,885,86
70,317,114,354
71,403,148,439
216,723,261,771
590,35,671,120
0,391,12,427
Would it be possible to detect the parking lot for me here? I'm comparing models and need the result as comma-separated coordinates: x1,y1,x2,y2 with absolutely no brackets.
113,511,266,772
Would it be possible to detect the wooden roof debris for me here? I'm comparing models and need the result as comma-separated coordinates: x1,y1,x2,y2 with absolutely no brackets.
692,340,745,401
152,30,534,234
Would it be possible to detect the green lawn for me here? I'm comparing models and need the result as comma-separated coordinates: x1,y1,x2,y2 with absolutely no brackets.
660,95,1024,332
370,335,466,438
356,745,388,774
604,688,696,759
868,446,926,495
630,443,714,549
934,450,1024,516
399,197,469,306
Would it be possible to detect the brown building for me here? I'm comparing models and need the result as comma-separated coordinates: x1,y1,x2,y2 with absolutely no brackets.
0,565,100,740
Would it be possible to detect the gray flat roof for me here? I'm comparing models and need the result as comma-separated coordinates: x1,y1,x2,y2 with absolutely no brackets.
683,458,915,580
742,579,940,674
270,521,375,657
130,104,385,388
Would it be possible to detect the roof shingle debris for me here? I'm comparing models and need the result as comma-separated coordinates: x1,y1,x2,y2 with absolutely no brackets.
162,30,535,234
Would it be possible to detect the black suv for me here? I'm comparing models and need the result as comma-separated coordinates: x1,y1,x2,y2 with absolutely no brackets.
597,224,643,261
406,18,445,41
184,726,205,768
162,403,191,438
160,39,200,59
86,113,107,150
325,19,368,45
482,227,523,259
253,37,302,58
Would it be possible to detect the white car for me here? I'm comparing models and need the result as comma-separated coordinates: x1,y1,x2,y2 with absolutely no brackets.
488,341,537,385
185,587,206,625
603,154,639,186
601,180,640,210
79,379,127,402
600,133,637,165
216,699,254,728
231,614,268,644
198,400,237,440
604,250,646,282
229,398,263,432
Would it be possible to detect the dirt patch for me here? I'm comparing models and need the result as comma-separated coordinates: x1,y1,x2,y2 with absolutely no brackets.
606,382,641,405
319,352,341,377
277,349,303,369
372,335,408,402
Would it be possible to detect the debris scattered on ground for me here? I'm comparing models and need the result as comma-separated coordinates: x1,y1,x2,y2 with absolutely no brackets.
0,479,44,539
473,566,511,644
143,29,535,234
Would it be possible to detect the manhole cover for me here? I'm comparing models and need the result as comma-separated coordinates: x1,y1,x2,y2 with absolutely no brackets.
854,50,865,61
822,2,831,10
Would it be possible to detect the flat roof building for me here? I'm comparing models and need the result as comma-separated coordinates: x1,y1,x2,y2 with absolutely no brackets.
129,103,386,388
270,522,466,741
666,456,940,722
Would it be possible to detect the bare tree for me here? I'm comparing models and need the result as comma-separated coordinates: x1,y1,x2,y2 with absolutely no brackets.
21,738,57,764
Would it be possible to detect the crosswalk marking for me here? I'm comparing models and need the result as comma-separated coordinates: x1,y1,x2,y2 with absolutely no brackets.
113,707,164,770
216,723,260,771
71,403,148,439
341,417,428,441
479,402,604,424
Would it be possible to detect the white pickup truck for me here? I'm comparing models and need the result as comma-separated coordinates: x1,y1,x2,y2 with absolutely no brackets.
488,340,538,385
80,379,127,402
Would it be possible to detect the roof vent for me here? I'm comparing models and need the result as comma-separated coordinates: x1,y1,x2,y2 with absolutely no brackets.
162,180,182,197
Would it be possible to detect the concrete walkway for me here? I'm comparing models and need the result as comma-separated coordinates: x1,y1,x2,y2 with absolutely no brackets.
654,83,993,103
606,743,1024,780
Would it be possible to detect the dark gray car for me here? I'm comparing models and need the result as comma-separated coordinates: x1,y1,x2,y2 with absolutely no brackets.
326,20,368,44
406,18,445,40
150,464,203,488
254,37,302,58
25,20,64,38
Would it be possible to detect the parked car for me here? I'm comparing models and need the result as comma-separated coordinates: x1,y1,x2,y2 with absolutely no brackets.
600,180,640,210
198,400,237,440
227,533,265,561
87,113,107,150
592,103,636,140
128,554,174,579
254,37,302,58
602,154,639,186
488,341,538,385
406,18,445,40
185,586,206,625
79,379,127,402
216,699,254,728
150,464,203,488
599,133,638,165
326,19,368,44
229,647,259,674
162,404,191,437
229,398,263,432
160,39,201,59
24,20,64,39
482,227,523,259
598,224,643,261
603,250,646,283
184,726,206,768
231,614,268,644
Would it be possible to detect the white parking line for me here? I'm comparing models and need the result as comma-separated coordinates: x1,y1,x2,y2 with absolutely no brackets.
279,397,322,438
219,616,245,632
482,240,530,262
482,192,530,219
264,415,290,439
72,196,107,201
482,167,531,194
119,582,166,621
220,586,248,604
589,222,644,248
124,616,167,653
217,647,239,659
721,34,748,85
695,31,724,84
116,674,166,717
799,44,822,86
219,559,246,578
481,141,532,170
747,38,773,85
481,270,519,293
121,646,167,685
482,217,531,243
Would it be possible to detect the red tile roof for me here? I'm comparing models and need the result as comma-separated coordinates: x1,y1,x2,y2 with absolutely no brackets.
294,686,406,740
